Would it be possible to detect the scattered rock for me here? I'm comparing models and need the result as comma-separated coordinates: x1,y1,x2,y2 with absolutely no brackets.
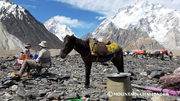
16,88,26,99
151,95,170,101
2,92,13,100
64,93,80,100
99,92,108,100
10,85,18,91
0,54,179,100
150,71,164,79
140,72,148,76
1,65,7,69
46,92,62,100
38,90,47,97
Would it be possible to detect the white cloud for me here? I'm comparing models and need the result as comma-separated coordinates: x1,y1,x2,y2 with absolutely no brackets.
52,0,134,18
95,16,106,20
20,4,36,9
54,16,94,28
52,0,180,19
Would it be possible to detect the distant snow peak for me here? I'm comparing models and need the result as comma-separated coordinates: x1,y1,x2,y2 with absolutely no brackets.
44,17,75,41
3,0,12,3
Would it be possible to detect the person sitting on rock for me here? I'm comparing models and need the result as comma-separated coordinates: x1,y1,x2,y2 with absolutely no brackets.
14,41,51,77
23,43,33,59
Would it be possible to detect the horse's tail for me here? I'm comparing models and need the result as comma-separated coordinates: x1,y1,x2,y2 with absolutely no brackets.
119,46,124,72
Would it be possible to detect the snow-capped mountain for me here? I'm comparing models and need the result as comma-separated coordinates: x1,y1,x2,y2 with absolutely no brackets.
112,0,180,49
44,16,75,42
0,0,63,50
84,0,180,50
0,0,25,20
83,19,164,50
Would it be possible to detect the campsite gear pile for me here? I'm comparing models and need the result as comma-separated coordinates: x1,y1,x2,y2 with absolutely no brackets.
19,52,28,60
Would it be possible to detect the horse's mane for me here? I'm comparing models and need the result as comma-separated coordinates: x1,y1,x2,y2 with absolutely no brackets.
73,36,90,50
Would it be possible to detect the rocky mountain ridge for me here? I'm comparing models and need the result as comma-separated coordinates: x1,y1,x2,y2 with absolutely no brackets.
0,0,63,50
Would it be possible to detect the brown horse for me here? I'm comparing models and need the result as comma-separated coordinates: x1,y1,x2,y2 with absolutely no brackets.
60,35,124,87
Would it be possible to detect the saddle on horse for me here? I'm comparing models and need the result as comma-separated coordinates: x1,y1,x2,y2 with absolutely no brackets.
89,39,120,56
97,41,108,56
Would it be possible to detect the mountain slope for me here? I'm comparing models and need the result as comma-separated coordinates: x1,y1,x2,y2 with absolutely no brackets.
0,0,63,50
82,18,113,40
89,21,164,50
161,27,180,49
44,16,75,42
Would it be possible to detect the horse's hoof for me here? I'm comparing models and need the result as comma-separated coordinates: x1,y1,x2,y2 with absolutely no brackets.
85,85,89,88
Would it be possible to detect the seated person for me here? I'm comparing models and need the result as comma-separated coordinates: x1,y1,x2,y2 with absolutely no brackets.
23,43,33,59
14,41,51,77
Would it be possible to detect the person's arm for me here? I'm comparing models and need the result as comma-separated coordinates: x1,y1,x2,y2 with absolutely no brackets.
36,50,43,63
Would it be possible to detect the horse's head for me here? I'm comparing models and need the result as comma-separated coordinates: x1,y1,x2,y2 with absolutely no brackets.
60,35,75,58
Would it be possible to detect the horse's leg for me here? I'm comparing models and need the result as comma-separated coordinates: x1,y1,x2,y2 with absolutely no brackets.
154,53,158,59
84,61,92,88
161,53,164,60
111,51,124,72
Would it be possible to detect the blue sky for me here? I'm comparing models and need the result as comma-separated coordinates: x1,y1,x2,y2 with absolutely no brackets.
11,0,180,38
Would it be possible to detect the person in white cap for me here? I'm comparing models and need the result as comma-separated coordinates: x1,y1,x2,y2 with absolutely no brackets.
23,43,33,59
14,41,51,77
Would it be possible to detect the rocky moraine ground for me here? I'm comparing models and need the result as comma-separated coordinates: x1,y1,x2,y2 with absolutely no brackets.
0,53,180,101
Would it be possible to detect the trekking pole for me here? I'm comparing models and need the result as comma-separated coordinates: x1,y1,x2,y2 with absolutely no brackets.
1,78,13,84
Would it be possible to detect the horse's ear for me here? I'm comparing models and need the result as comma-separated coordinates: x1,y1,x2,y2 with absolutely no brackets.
65,35,69,38
71,34,75,37
70,34,76,39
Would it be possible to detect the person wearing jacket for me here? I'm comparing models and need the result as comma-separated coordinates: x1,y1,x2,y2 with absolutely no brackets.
14,41,51,77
